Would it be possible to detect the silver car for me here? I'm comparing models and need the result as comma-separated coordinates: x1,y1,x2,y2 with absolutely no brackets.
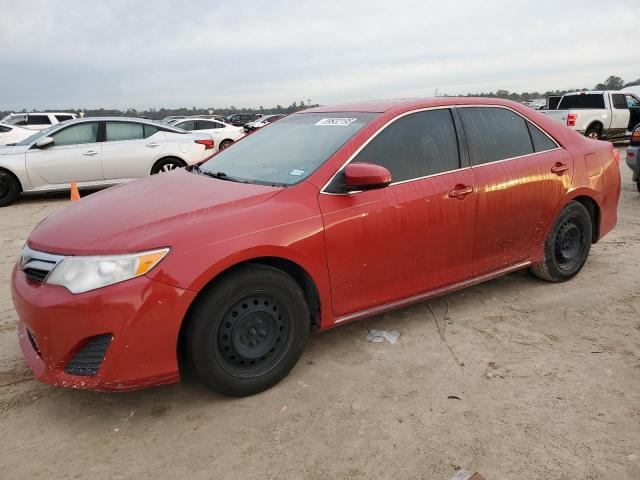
0,117,215,206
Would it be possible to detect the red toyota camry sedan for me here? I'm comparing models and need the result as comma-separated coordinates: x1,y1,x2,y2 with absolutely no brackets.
11,98,620,396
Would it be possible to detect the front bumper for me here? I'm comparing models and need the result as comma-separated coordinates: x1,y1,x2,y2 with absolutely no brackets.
626,146,639,181
11,266,196,391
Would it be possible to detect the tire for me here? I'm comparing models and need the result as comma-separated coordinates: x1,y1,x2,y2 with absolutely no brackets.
585,125,601,140
636,181,640,193
531,201,593,282
150,157,185,175
219,140,233,150
183,264,310,396
0,170,20,207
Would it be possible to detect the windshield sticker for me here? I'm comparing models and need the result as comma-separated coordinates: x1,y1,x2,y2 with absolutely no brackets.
289,169,305,176
315,118,357,126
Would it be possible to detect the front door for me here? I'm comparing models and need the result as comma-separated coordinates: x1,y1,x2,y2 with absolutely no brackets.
319,108,477,317
457,106,573,275
25,121,102,188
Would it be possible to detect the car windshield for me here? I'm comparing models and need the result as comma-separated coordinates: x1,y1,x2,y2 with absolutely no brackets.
199,112,378,186
14,124,60,146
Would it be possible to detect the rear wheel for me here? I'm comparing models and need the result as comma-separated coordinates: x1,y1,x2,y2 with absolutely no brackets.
585,125,601,140
0,170,20,207
531,201,592,282
219,140,233,150
183,264,310,396
150,158,185,175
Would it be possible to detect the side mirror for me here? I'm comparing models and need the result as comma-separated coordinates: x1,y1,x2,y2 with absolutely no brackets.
35,136,54,149
344,162,392,190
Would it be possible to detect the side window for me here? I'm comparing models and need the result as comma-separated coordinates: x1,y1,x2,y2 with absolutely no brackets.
0,126,11,133
459,107,533,165
52,123,99,146
353,109,460,182
612,94,628,110
106,122,145,141
526,121,558,153
176,120,195,130
143,125,159,138
27,115,51,125
55,115,74,122
626,95,640,108
196,120,220,129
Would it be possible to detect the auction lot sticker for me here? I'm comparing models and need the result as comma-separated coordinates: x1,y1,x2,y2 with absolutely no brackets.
315,118,357,126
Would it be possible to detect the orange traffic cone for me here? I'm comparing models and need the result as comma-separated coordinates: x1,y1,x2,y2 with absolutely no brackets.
70,182,80,201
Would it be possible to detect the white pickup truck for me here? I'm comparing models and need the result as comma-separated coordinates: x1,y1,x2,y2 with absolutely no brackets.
542,90,640,140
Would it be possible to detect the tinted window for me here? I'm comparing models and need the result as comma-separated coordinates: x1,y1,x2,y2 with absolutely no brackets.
55,114,74,122
526,121,558,152
558,94,605,109
106,122,144,141
352,109,460,182
27,115,51,125
196,120,222,129
175,120,195,130
143,125,159,138
460,107,533,165
612,94,627,109
52,123,99,146
201,112,376,186
0,126,11,133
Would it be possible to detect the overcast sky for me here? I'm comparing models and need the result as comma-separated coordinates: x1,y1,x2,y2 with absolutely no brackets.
0,0,638,110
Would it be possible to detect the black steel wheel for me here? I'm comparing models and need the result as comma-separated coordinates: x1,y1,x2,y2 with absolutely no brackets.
0,170,20,207
183,264,310,396
531,201,592,282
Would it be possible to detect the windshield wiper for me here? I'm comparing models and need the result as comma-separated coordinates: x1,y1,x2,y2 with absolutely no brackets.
192,165,249,184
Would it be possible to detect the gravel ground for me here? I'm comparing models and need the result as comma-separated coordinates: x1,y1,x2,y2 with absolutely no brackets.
0,147,638,480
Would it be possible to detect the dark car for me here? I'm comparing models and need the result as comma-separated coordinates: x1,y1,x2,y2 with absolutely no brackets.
226,113,262,126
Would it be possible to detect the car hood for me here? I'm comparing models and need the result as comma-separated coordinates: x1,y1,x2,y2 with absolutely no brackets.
0,145,27,155
27,169,283,255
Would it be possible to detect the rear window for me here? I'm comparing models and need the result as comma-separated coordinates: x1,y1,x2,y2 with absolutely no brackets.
558,94,605,110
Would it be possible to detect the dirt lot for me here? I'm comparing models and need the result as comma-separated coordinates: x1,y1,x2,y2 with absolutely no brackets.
0,147,638,480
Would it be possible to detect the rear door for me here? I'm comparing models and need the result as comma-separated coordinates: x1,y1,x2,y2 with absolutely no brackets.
319,108,477,317
25,122,102,187
101,121,167,180
458,106,572,275
611,93,631,134
195,119,226,147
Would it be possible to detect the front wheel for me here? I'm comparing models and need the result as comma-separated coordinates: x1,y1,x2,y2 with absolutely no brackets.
183,264,310,396
531,201,592,282
0,170,20,207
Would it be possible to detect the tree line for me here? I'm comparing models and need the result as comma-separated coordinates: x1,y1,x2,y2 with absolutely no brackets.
3,75,639,119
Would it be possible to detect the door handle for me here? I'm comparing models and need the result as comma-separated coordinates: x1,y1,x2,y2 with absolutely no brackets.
448,184,474,199
551,162,569,175
145,143,160,148
83,151,98,156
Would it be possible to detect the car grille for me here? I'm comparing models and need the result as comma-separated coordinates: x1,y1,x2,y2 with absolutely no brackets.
64,334,113,376
19,245,65,284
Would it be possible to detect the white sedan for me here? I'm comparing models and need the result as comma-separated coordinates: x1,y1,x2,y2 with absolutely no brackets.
0,117,214,206
0,123,35,145
172,117,245,151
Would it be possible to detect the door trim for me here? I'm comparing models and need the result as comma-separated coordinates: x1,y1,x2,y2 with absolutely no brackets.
333,260,531,325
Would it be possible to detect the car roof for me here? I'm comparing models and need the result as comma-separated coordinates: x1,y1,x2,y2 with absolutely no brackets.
300,97,535,114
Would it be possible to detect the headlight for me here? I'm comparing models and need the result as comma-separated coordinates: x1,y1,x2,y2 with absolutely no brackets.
46,248,169,294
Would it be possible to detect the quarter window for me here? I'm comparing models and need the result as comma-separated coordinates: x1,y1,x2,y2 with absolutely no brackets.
459,107,533,165
353,109,460,182
55,114,74,122
0,126,11,133
106,122,145,141
143,125,159,138
526,121,558,153
52,123,99,146
176,120,195,130
196,120,222,129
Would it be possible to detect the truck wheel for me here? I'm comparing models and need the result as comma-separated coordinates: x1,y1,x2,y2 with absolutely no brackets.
183,264,310,396
585,126,601,140
531,201,592,282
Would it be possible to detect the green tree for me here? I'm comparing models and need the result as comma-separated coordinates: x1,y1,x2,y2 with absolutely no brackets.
595,75,624,90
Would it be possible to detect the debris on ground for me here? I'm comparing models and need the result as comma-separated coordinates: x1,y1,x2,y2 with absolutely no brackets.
451,470,487,480
366,330,400,344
